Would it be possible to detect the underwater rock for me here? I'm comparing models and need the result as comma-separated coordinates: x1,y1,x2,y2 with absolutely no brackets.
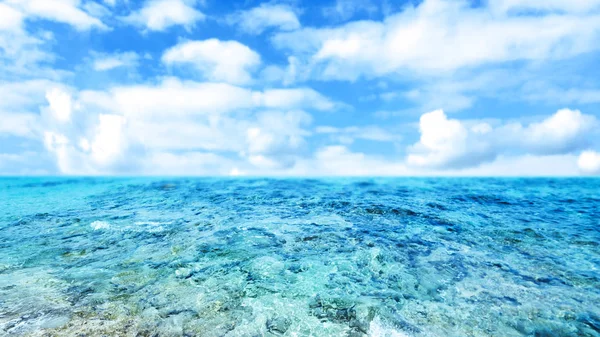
288,263,308,273
381,309,422,335
335,307,357,322
349,319,370,334
266,316,291,335
308,295,358,323
347,330,366,337
66,285,95,305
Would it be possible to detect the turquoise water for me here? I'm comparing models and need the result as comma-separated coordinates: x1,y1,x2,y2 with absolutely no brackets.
1,178,599,336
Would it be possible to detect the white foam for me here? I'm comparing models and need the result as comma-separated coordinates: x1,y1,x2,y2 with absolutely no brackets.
90,220,110,230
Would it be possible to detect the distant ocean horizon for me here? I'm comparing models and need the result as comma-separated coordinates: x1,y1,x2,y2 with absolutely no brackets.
1,177,599,336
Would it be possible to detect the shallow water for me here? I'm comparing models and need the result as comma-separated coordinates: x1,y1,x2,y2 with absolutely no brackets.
1,178,599,336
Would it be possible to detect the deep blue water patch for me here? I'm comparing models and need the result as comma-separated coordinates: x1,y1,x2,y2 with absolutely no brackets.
0,178,599,336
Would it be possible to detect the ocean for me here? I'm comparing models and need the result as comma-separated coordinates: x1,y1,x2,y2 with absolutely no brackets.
1,178,599,336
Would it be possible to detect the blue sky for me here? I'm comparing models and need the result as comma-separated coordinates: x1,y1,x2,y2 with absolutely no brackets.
1,0,600,176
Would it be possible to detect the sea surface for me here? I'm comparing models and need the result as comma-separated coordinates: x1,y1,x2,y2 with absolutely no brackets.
1,178,599,337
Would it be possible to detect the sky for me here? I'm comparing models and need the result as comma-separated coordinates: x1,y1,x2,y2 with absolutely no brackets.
1,0,600,176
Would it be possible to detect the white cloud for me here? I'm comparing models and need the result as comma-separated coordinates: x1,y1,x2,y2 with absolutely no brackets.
279,147,582,177
407,108,597,169
92,51,140,71
407,109,495,168
246,110,311,154
0,113,38,138
45,88,73,123
125,0,204,31
89,114,127,165
5,0,106,31
578,150,600,174
229,4,300,35
162,39,260,84
0,1,108,78
82,1,112,18
524,86,600,105
0,80,60,110
490,0,600,15
125,115,250,153
38,79,336,174
260,56,300,86
288,145,410,176
0,7,53,77
0,3,23,32
0,80,63,139
322,0,378,21
142,151,235,175
453,154,580,177
0,151,52,175
42,113,128,174
43,131,73,173
77,78,336,119
517,108,595,154
273,0,600,80
104,79,255,117
315,125,398,144
247,154,284,170
252,88,337,111
28,80,600,176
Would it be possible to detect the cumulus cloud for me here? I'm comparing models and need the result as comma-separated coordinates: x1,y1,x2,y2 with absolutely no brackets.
228,4,300,35
0,80,65,140
243,110,312,169
273,0,600,80
79,78,336,119
43,131,75,173
162,39,260,84
578,150,600,174
22,80,600,176
124,0,204,31
103,79,255,118
0,3,23,32
407,110,496,168
88,114,127,165
517,108,596,154
0,80,60,110
42,112,128,174
36,78,337,174
407,108,597,169
92,51,140,71
4,0,106,31
45,88,73,123
0,2,96,77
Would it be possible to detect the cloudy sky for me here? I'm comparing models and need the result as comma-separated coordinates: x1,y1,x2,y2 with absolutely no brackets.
1,0,600,176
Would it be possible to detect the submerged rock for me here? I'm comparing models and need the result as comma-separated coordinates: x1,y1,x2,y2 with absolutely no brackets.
266,316,291,335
